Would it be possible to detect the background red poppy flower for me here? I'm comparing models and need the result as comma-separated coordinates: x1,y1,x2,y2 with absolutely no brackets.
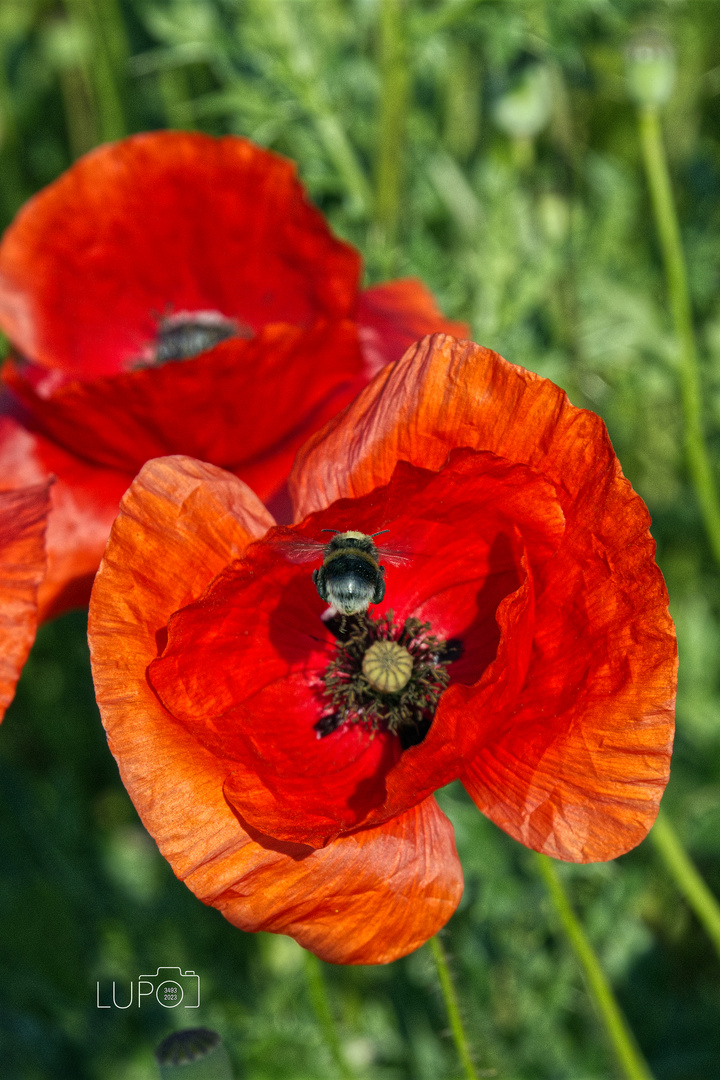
88,335,676,963
0,131,466,620
0,481,50,721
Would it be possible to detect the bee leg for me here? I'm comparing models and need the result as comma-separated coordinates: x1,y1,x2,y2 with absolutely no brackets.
313,567,329,602
373,569,386,605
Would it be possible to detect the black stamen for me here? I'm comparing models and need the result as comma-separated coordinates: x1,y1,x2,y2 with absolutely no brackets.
155,318,238,363
314,713,344,737
440,639,464,663
316,611,460,745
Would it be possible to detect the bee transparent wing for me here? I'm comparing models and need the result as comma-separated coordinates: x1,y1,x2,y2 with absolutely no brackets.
374,544,413,566
268,530,415,566
266,534,326,564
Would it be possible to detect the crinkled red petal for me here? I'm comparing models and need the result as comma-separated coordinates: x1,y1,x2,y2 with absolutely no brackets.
460,481,676,861
0,132,360,376
290,335,623,517
357,279,469,377
0,413,129,619
4,320,363,504
0,482,50,719
149,449,565,847
88,455,462,963
289,335,677,861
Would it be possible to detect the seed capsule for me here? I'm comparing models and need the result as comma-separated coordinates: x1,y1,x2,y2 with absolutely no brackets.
362,640,413,694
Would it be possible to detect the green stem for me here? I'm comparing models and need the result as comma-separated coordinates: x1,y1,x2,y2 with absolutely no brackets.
303,951,355,1080
92,0,131,77
0,52,26,219
375,0,410,259
57,63,98,160
62,0,126,142
271,1,372,218
158,67,194,130
650,809,720,962
535,854,655,1080
637,104,720,564
636,87,720,976
428,935,480,1080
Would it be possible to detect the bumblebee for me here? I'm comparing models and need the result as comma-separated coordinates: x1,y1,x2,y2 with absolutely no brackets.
312,531,387,615
271,527,407,616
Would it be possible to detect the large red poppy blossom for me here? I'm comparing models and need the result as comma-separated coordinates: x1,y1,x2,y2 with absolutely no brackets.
0,131,465,621
88,335,676,964
0,482,51,721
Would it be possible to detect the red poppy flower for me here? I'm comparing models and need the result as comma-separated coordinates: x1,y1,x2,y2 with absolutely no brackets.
88,335,677,964
0,481,51,721
0,131,465,621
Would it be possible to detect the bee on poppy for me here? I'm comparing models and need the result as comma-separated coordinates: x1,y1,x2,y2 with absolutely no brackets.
271,528,409,615
88,334,678,966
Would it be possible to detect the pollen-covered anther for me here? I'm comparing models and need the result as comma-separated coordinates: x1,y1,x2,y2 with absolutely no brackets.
362,640,413,693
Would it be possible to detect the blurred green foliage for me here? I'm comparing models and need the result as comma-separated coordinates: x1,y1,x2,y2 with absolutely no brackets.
2,0,720,1078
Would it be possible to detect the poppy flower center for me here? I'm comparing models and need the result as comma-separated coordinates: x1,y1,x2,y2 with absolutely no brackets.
362,640,414,693
147,311,249,365
316,612,461,749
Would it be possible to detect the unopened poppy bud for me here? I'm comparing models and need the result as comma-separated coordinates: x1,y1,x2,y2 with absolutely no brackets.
626,30,675,107
492,62,553,140
155,1028,234,1080
362,640,414,693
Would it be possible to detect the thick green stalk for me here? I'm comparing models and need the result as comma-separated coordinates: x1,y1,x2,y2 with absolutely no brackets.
91,0,130,77
428,935,480,1080
535,854,655,1080
650,809,720,962
62,0,126,142
375,0,410,256
637,94,720,969
637,104,720,564
57,64,98,160
303,951,355,1080
0,55,26,218
158,67,194,130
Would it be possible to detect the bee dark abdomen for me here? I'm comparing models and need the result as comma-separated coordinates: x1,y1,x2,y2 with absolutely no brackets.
327,553,377,582
323,553,382,614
